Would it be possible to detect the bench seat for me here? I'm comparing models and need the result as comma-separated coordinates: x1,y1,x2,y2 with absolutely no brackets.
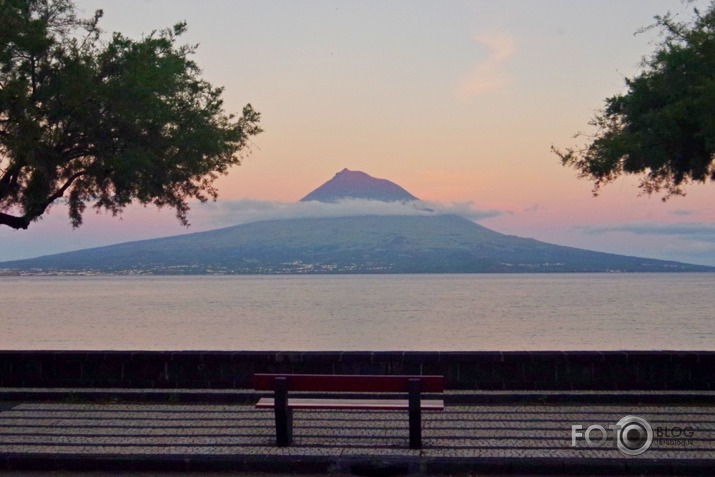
253,373,445,449
256,397,444,411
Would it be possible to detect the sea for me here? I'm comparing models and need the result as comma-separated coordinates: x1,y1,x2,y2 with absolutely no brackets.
1,273,713,351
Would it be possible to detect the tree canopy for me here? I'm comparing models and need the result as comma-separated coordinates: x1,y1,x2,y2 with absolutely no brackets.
554,1,715,198
0,0,261,230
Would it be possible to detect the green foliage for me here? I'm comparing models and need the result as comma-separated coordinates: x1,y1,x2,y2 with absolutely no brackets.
0,0,261,229
554,1,715,198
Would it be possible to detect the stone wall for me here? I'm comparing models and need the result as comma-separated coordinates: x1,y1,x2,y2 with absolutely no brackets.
0,351,713,390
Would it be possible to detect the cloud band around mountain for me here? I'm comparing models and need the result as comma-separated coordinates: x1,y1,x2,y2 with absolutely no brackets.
197,198,506,227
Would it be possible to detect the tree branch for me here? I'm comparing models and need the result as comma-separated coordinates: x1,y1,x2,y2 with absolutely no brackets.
0,211,31,230
0,170,86,230
38,170,87,213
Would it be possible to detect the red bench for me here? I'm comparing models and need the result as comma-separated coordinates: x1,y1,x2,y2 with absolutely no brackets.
253,373,444,449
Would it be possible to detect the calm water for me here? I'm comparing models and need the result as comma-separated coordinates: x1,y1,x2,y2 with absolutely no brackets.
1,274,713,351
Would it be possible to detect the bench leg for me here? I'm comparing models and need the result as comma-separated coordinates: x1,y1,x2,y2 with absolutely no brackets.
274,377,293,446
408,378,421,449
275,406,293,447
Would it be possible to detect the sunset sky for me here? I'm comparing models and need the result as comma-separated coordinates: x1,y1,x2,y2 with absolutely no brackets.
2,0,715,266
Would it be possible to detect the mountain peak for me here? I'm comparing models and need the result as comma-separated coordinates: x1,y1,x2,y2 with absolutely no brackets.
300,169,418,203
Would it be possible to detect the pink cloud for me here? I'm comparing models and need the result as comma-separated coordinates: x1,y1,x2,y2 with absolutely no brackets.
458,31,517,99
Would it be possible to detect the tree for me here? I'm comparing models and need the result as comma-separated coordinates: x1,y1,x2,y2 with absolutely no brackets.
0,0,261,230
554,2,715,199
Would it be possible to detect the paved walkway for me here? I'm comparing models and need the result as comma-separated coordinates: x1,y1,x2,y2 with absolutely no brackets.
1,400,714,475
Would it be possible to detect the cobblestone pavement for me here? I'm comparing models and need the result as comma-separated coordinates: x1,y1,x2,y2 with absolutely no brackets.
1,402,714,474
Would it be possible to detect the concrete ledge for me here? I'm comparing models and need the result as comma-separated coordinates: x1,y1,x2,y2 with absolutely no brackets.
1,350,714,390
3,453,715,475
2,387,715,405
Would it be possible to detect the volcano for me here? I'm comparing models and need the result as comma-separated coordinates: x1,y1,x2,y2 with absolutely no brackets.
301,169,418,202
1,170,712,274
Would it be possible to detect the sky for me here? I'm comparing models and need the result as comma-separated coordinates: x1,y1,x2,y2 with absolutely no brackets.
2,0,715,266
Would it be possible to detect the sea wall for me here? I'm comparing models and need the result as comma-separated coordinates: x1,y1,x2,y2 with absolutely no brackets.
0,351,713,390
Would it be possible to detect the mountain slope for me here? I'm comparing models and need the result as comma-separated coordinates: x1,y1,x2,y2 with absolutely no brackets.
301,169,418,202
1,215,711,274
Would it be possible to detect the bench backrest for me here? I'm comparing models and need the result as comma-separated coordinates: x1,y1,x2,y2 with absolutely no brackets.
253,374,444,393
